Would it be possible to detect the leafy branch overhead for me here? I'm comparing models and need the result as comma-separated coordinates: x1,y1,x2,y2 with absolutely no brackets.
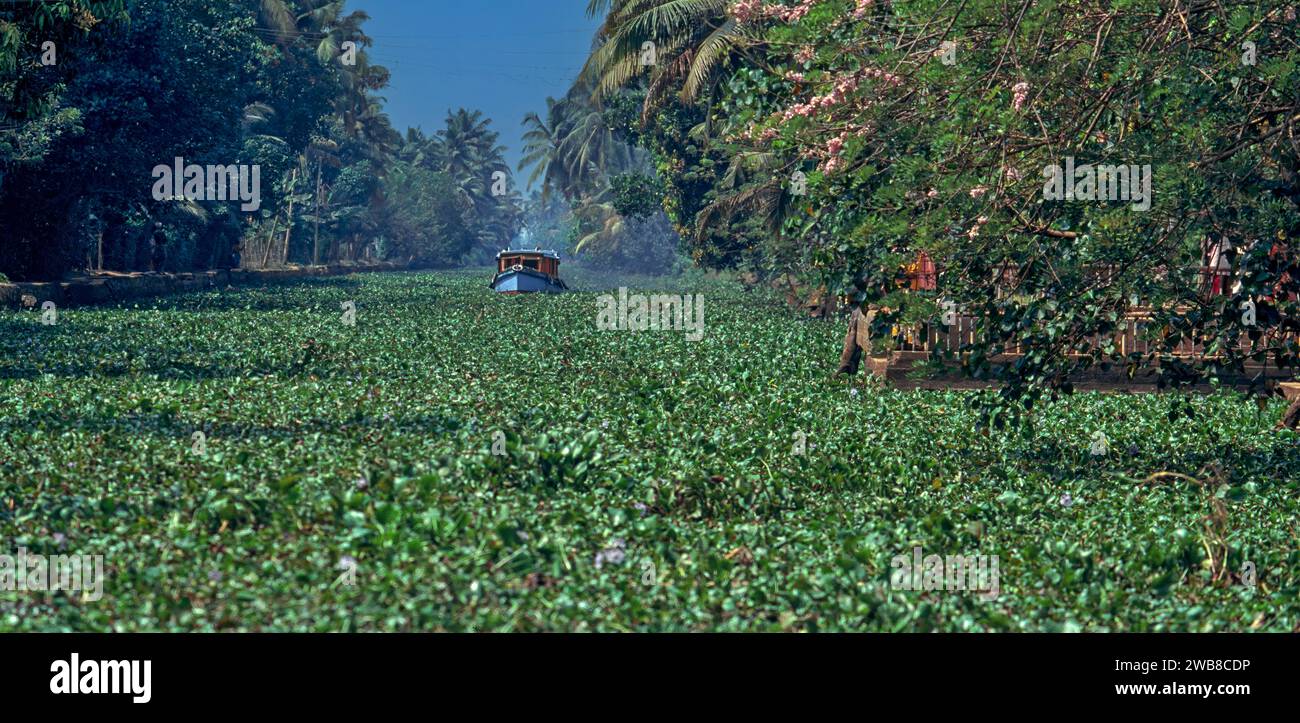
576,0,1300,423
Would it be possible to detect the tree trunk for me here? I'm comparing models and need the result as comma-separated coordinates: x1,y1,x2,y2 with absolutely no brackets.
1279,397,1300,431
836,307,882,376
837,307,864,375
281,168,298,267
260,216,279,269
313,164,323,266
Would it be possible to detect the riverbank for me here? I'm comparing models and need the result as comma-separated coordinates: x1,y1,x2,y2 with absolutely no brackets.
0,261,407,309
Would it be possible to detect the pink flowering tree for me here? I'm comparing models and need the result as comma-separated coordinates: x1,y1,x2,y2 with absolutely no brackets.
694,0,1300,425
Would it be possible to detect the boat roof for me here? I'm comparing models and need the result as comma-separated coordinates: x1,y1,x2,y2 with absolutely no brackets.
497,248,561,260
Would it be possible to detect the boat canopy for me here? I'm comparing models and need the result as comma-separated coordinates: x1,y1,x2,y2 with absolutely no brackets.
496,248,561,277
496,248,560,260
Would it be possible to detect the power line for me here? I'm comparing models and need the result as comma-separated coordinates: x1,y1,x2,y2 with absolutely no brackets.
249,25,597,42
247,29,595,56
365,54,584,73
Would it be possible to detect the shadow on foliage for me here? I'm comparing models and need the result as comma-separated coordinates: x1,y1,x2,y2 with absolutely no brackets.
0,410,467,442
1006,430,1300,490
128,277,369,312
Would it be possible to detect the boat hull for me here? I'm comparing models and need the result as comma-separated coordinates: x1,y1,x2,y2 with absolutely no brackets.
489,268,568,294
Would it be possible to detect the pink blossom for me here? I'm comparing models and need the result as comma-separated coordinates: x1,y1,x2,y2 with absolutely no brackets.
969,186,988,199
862,67,902,87
779,101,816,122
776,0,818,23
729,0,766,23
1011,81,1030,112
732,0,820,24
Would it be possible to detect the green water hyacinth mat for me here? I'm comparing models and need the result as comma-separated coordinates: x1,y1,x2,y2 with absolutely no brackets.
0,270,1297,631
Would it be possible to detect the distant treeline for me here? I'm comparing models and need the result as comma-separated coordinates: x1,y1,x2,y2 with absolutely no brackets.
0,0,520,281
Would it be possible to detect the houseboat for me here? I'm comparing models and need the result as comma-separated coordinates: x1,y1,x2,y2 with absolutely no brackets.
490,248,568,294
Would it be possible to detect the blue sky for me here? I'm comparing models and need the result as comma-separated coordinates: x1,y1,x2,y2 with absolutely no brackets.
350,1,601,175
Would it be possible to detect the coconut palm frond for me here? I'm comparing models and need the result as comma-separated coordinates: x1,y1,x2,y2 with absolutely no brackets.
259,0,297,37
695,180,782,240
681,18,742,102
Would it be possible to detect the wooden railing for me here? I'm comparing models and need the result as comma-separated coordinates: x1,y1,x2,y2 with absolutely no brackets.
882,261,1298,359
890,312,1300,360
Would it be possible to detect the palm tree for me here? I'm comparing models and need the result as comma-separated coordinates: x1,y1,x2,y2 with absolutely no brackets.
428,109,507,179
403,109,522,253
257,0,355,62
519,95,600,202
301,136,341,264
518,99,569,201
580,0,746,121
518,84,644,202
572,196,623,255
694,149,791,242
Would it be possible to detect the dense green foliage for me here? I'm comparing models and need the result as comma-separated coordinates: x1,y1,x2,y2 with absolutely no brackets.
0,1,520,279
374,164,472,267
1,271,1296,631
577,0,1300,422
518,83,683,274
397,111,521,265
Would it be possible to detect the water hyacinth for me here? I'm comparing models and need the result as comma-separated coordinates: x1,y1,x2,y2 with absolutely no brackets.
1,270,1296,632
2,0,1298,647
